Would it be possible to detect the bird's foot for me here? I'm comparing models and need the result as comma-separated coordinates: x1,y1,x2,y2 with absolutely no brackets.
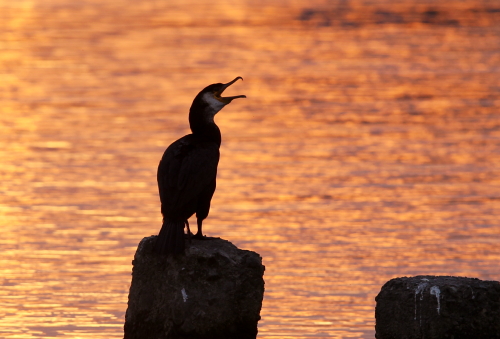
191,233,206,240
192,233,218,240
185,233,193,245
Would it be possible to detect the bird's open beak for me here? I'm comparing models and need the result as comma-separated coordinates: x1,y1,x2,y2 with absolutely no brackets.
216,77,246,104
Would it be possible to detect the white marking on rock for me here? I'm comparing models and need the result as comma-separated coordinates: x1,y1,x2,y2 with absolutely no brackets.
415,282,428,300
181,288,188,303
414,282,428,321
430,286,441,315
469,285,475,299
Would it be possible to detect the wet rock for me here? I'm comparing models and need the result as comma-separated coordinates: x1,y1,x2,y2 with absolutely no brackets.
375,275,500,339
124,236,265,339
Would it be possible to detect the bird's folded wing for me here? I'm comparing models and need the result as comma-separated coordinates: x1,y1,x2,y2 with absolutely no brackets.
158,138,219,212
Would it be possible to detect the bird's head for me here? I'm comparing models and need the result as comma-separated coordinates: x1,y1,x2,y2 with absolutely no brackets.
190,77,246,122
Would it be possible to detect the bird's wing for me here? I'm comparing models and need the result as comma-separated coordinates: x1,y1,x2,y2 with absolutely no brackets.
158,135,219,215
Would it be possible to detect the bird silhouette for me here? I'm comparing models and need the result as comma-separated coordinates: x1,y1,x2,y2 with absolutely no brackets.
155,77,246,255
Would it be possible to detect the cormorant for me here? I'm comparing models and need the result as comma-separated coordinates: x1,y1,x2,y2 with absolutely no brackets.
155,77,246,255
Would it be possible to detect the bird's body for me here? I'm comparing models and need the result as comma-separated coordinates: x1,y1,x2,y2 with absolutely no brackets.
155,77,245,255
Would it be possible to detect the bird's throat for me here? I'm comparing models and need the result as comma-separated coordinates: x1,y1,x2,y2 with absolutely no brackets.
189,117,221,146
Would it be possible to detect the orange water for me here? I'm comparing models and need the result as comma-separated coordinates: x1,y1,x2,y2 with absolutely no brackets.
1,0,499,338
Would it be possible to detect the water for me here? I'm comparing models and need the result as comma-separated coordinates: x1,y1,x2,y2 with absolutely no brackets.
1,0,499,338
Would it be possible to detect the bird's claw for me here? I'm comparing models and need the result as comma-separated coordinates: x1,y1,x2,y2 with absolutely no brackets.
191,233,206,240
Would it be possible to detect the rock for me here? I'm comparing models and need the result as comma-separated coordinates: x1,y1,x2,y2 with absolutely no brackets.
375,275,500,339
124,236,265,339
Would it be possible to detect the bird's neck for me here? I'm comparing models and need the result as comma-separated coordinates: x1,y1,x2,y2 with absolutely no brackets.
189,114,222,146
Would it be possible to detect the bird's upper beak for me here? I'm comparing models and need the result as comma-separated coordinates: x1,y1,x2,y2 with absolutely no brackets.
215,77,246,104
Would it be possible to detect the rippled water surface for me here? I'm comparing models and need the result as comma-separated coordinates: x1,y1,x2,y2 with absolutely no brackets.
1,0,500,337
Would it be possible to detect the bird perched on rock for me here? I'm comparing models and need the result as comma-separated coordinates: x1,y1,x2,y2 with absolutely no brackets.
155,77,246,255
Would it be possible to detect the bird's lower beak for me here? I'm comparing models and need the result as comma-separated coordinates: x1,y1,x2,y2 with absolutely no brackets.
216,77,246,103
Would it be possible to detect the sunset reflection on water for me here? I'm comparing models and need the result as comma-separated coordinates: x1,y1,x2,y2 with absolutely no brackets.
1,0,500,338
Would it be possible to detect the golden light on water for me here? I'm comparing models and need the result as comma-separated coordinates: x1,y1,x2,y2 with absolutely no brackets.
1,0,500,338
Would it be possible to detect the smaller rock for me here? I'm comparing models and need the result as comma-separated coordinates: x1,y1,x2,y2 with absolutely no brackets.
375,275,500,339
124,236,265,339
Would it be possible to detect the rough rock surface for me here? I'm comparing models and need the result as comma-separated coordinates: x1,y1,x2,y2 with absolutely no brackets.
124,236,265,339
375,275,500,339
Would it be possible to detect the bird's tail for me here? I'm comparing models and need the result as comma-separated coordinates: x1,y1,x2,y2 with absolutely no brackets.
154,219,185,255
